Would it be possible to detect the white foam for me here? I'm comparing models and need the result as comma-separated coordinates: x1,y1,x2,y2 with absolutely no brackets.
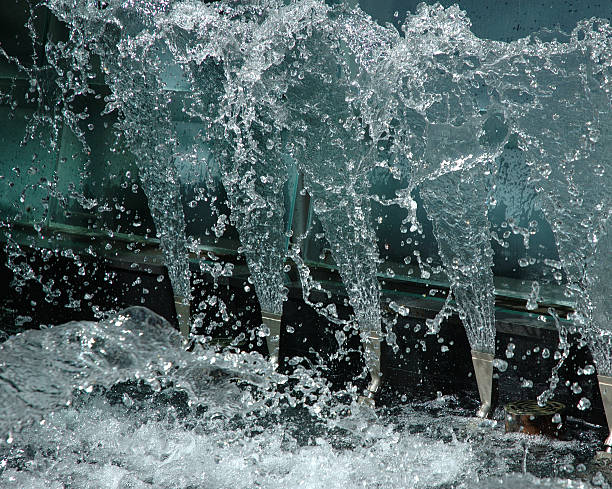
1,402,472,489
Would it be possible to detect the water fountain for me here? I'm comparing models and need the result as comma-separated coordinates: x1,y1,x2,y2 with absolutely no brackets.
415,111,506,420
279,6,396,401
1,0,612,486
171,19,290,364
420,167,498,417
41,0,195,336
106,48,193,338
47,0,296,357
353,5,510,416
167,0,390,395
483,20,612,448
421,115,511,420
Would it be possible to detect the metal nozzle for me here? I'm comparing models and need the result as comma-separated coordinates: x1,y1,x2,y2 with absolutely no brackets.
174,295,191,339
598,374,612,452
364,332,382,399
261,310,282,367
471,349,494,418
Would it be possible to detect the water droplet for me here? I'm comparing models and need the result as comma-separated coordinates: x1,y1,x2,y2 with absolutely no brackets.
493,359,508,372
577,397,591,410
582,364,595,375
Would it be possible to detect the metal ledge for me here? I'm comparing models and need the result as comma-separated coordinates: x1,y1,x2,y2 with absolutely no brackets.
2,221,575,334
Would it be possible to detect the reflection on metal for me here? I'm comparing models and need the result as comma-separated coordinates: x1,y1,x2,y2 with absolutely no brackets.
472,349,494,418
262,310,282,367
504,400,565,438
598,375,612,454
174,295,191,339
358,331,382,407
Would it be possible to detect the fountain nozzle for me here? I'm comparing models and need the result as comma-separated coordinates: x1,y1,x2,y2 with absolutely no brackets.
357,331,382,407
472,349,494,418
365,332,382,394
262,310,282,367
597,374,612,454
174,295,191,339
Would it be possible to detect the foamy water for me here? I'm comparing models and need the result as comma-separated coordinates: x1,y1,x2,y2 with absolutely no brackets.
0,308,603,488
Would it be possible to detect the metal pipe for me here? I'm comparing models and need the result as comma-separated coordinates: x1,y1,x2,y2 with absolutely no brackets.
471,349,494,418
261,310,282,367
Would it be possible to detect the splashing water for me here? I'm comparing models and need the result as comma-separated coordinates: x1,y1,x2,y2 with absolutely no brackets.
420,166,498,353
487,18,612,373
0,307,466,488
0,308,601,488
8,0,608,362
0,0,611,486
0,307,284,433
169,1,295,321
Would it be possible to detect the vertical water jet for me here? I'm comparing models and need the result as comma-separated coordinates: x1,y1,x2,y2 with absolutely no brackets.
283,19,387,399
490,20,611,443
164,1,306,364
420,167,499,417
